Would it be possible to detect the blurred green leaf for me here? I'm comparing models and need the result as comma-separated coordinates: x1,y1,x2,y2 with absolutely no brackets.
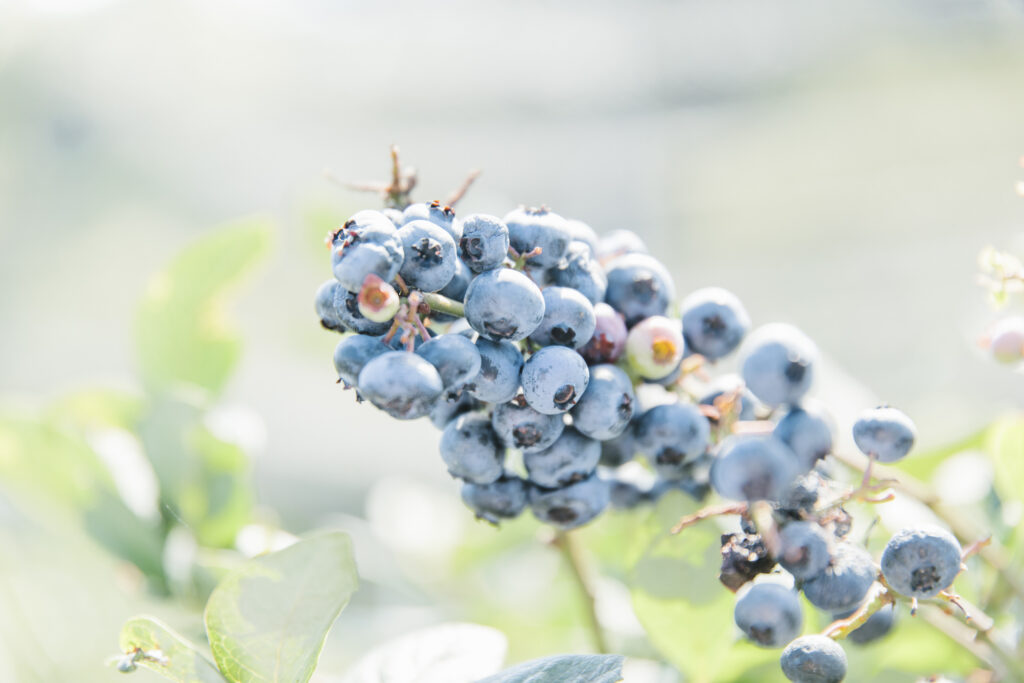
137,217,273,398
118,616,226,683
47,387,145,431
204,532,358,683
476,654,624,683
984,415,1024,504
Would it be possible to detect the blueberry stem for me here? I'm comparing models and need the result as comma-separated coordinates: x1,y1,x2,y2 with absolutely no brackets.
552,530,609,654
421,292,465,319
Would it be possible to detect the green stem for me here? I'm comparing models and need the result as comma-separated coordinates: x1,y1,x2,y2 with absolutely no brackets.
553,531,609,654
421,292,465,319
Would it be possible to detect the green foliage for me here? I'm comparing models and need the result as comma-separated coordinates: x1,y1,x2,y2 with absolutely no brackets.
137,217,273,399
477,654,625,683
204,532,358,683
118,617,226,683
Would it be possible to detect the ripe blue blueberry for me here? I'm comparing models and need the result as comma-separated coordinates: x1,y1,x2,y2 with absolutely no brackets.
596,229,647,261
396,219,458,293
528,473,609,529
381,207,404,227
529,286,597,349
439,413,505,484
549,241,608,304
801,543,876,612
402,200,461,241
599,425,640,467
634,403,711,477
334,285,393,335
564,219,600,255
740,323,818,407
680,287,751,361
780,635,847,683
330,210,404,293
604,253,676,326
774,404,834,473
880,526,962,599
315,279,347,332
520,346,590,415
459,214,510,273
734,582,804,648
852,406,916,463
710,435,799,502
491,400,565,452
465,337,524,404
332,334,390,388
416,334,482,392
464,267,546,342
698,374,759,423
776,521,832,580
461,474,530,524
503,206,571,269
524,428,601,489
429,391,482,430
357,351,444,420
570,364,636,441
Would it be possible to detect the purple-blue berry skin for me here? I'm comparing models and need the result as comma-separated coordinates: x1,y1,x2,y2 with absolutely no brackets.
740,323,818,407
459,214,510,273
396,219,458,293
464,268,546,342
596,229,647,261
802,543,876,612
777,521,832,580
439,257,473,302
402,201,461,241
634,403,711,477
698,374,759,422
564,219,600,255
599,425,639,467
780,635,847,683
439,413,505,484
461,474,529,524
734,583,804,648
834,602,894,645
415,334,482,391
774,405,834,473
528,473,609,529
332,334,390,388
603,253,676,327
680,287,751,361
710,435,800,502
357,351,444,420
524,428,601,489
529,286,597,350
570,365,636,441
316,280,347,333
332,286,393,335
852,406,916,463
491,400,565,452
331,211,404,293
880,526,962,599
381,207,404,228
465,338,524,404
520,346,590,415
503,206,571,269
429,391,482,430
549,241,608,304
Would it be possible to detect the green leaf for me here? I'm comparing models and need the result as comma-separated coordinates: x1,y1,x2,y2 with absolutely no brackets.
204,532,358,683
340,622,507,683
984,415,1024,503
118,616,227,683
476,654,624,683
137,217,273,398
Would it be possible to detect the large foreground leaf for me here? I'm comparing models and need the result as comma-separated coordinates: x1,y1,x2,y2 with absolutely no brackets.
204,532,358,683
477,654,624,683
118,616,226,683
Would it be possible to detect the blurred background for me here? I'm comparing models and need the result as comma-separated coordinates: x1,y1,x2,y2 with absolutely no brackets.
2,1,1024,681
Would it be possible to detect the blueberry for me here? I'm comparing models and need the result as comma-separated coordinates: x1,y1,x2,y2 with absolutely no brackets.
604,253,675,326
503,206,571,269
429,391,482,430
599,425,640,467
596,229,647,261
464,268,546,342
802,543,876,612
529,286,597,349
740,323,818,407
491,400,565,452
774,405,834,473
459,214,510,273
698,374,759,423
680,287,751,361
852,406,916,463
396,219,458,292
461,474,529,524
880,526,962,599
402,200,461,241
529,473,609,529
635,403,711,476
520,346,590,415
581,303,628,365
733,583,804,648
315,279,347,332
564,219,600,255
439,257,473,302
780,635,847,683
833,602,895,645
549,241,607,304
330,211,404,293
625,315,685,380
416,334,482,391
333,285,394,335
570,365,636,440
439,413,505,483
524,428,601,488
776,522,832,580
710,435,799,502
332,334,391,388
381,207,404,227
465,337,524,404
357,351,444,420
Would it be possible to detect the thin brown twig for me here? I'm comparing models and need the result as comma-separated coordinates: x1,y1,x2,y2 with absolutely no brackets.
670,502,748,535
445,168,482,207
